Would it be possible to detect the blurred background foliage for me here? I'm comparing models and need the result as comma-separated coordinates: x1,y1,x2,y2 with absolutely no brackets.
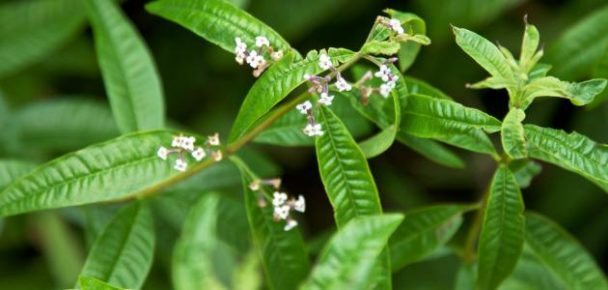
0,0,607,289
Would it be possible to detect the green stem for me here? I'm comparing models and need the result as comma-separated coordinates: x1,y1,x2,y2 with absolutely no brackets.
463,186,490,264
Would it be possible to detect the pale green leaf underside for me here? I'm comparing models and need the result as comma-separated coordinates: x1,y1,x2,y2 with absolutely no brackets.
80,202,154,290
0,160,37,191
300,214,404,290
231,157,309,290
172,194,229,290
524,124,608,192
9,98,119,152
0,0,85,79
509,160,542,188
453,26,514,80
522,77,607,108
402,94,500,156
477,165,524,290
501,108,527,159
389,204,474,271
525,213,608,290
86,0,165,133
146,0,291,54
0,130,201,217
229,49,356,143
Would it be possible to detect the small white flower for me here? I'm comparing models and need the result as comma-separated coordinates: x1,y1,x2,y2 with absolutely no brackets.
174,159,187,172
191,147,206,161
296,100,313,114
388,18,404,34
255,36,270,48
318,92,334,106
249,180,261,191
271,50,283,61
235,37,247,54
157,146,168,160
235,53,246,65
212,150,223,161
208,133,220,146
304,74,313,81
380,83,393,98
284,219,298,231
181,136,195,151
335,77,352,92
374,65,392,82
293,195,306,213
246,50,266,69
171,136,183,148
319,52,333,70
303,123,324,137
274,205,290,220
273,191,288,207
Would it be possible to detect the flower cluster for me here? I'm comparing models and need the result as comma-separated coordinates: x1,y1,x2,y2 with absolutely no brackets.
157,133,222,172
234,36,283,77
374,64,399,97
249,178,306,231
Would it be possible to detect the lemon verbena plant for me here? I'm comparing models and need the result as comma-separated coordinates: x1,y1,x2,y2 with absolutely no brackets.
0,0,607,289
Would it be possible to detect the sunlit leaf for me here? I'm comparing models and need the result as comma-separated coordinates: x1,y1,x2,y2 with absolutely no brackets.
0,0,85,79
85,0,165,133
300,214,404,290
524,124,608,192
78,276,128,290
80,202,155,290
0,160,36,191
522,76,607,108
453,26,514,81
501,108,527,159
477,165,524,290
525,212,608,290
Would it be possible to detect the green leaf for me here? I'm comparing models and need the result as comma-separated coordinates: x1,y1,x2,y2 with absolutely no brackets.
300,214,404,290
477,165,525,290
396,133,465,168
501,108,527,159
403,76,451,100
524,124,608,192
360,40,401,56
79,276,128,290
85,0,165,133
500,249,567,290
522,76,607,108
546,5,608,79
314,106,392,289
172,193,230,290
401,94,501,156
509,160,542,188
452,26,514,81
0,0,86,79
80,202,155,290
389,204,475,271
0,160,36,191
146,0,291,55
254,95,372,146
384,9,427,71
520,22,540,71
528,63,552,80
525,212,608,290
9,98,119,152
0,130,207,217
231,157,309,290
229,49,356,143
358,125,398,159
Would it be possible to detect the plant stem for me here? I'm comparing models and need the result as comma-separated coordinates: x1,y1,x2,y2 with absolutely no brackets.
462,186,490,264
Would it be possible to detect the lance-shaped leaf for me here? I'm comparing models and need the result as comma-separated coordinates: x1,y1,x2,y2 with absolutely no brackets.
546,5,608,79
509,159,542,188
173,193,233,290
146,0,291,54
404,76,451,100
78,276,127,290
522,76,607,108
477,165,525,290
520,22,540,72
0,130,210,217
453,26,514,81
231,157,309,290
229,48,356,143
389,204,475,271
500,248,567,290
9,98,119,152
524,124,608,192
314,106,392,289
85,0,165,133
401,94,501,156
396,133,465,169
525,213,608,290
501,108,527,159
385,9,428,72
300,214,404,290
0,0,86,79
254,95,372,146
80,202,155,290
0,160,36,191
